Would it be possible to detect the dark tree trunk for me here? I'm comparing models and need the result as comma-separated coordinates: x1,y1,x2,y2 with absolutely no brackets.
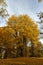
23,36,27,57
30,41,34,57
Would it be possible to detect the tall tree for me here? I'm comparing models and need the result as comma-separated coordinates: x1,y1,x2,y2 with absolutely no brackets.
8,15,39,56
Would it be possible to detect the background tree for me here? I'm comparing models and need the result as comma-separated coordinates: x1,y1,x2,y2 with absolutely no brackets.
0,26,16,58
0,0,9,18
37,12,43,19
0,26,24,58
34,41,43,57
38,0,42,3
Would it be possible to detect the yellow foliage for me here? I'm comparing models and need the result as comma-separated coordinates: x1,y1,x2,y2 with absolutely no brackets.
8,15,39,44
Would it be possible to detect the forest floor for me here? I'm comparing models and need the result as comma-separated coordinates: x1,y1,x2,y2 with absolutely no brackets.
0,57,43,65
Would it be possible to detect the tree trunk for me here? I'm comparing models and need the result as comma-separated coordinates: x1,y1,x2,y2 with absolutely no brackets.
30,41,34,57
23,36,27,57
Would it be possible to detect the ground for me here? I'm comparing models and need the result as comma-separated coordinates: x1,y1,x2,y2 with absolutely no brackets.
0,57,43,65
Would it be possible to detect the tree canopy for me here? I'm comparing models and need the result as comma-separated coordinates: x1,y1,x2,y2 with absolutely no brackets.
8,15,39,44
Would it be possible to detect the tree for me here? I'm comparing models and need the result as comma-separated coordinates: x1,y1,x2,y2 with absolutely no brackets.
0,0,9,18
37,12,43,19
38,0,42,3
0,26,24,58
8,15,39,57
34,41,43,57
0,26,17,58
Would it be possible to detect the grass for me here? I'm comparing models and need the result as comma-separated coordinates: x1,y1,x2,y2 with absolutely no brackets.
0,57,43,65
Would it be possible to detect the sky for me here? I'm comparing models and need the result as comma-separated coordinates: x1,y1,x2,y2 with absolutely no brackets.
0,0,43,26
7,0,43,21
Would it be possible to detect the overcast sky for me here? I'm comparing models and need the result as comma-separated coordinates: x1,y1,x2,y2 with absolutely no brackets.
0,0,43,26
